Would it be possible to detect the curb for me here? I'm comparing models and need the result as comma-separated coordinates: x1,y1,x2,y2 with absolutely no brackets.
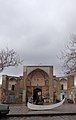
1,113,76,117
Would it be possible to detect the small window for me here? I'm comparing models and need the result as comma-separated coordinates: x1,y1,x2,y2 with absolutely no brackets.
61,84,64,90
12,85,15,91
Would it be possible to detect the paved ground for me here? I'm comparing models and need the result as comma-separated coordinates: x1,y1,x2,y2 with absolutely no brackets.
1,103,76,120
9,104,28,115
8,103,76,115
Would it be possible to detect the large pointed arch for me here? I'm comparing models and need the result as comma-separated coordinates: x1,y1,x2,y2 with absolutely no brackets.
26,68,49,87
27,68,49,79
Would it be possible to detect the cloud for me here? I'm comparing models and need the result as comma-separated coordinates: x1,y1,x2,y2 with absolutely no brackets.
0,0,76,78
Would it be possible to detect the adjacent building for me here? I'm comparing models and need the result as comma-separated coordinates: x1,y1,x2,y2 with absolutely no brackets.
2,75,23,103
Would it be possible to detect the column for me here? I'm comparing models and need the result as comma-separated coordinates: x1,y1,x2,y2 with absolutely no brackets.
49,66,53,103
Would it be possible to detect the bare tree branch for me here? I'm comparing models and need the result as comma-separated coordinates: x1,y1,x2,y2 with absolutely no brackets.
0,48,23,72
60,36,76,76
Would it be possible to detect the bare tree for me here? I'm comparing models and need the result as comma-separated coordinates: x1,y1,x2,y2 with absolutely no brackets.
61,36,76,75
0,48,22,72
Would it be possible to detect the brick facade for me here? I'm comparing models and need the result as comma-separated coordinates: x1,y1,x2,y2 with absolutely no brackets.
1,65,74,104
2,75,23,103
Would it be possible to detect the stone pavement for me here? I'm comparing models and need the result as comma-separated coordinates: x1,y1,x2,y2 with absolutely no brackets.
9,104,28,115
8,103,76,115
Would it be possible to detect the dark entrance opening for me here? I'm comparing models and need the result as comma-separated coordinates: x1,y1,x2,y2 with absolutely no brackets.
33,88,42,103
62,94,65,99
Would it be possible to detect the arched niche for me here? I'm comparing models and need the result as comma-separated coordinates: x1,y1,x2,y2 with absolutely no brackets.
26,68,49,86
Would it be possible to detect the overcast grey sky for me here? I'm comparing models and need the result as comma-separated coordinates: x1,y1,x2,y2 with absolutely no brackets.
0,0,76,80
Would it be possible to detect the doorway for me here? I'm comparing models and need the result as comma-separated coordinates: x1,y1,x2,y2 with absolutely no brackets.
33,88,42,103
